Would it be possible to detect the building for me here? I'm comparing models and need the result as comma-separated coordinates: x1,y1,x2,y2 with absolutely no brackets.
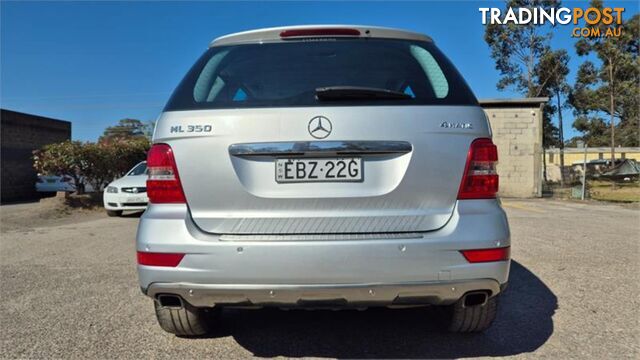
1,109,71,203
544,147,640,182
480,98,547,198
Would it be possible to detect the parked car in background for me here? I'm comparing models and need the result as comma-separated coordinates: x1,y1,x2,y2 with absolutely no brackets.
103,161,148,217
36,175,76,195
137,25,510,336
36,174,95,196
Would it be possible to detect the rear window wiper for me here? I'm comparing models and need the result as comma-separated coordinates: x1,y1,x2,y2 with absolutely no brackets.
315,86,413,101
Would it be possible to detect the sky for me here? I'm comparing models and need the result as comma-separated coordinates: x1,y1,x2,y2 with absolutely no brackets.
1,0,638,141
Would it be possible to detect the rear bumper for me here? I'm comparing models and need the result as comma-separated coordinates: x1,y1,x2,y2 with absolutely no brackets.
137,199,511,306
147,278,501,307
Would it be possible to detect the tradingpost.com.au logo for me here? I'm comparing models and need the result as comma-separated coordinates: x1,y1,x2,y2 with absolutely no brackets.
480,6,625,37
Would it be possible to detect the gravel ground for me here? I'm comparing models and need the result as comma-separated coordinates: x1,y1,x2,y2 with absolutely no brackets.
0,195,104,233
0,199,638,359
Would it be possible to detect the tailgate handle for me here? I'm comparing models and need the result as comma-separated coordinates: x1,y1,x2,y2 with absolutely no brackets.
229,141,412,157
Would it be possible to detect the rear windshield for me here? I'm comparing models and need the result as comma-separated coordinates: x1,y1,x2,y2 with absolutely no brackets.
165,39,477,111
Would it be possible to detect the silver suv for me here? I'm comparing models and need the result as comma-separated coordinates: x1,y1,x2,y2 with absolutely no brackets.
137,25,510,336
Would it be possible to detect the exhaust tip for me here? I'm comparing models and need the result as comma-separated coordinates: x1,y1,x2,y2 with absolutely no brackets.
157,294,183,308
462,291,489,308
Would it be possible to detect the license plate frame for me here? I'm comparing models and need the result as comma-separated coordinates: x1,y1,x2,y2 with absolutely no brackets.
275,157,363,183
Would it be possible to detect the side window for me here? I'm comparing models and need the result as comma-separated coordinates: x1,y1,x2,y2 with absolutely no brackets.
233,88,247,101
206,77,226,102
403,85,415,97
193,50,230,102
410,45,449,98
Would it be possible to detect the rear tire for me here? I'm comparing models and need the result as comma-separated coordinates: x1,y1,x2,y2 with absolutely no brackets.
446,294,498,332
154,300,217,336
106,210,122,217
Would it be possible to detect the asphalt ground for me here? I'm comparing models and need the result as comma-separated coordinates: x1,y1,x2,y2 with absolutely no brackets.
1,199,638,359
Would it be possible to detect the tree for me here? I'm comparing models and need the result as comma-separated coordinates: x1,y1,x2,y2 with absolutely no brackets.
80,143,115,191
109,137,151,177
142,120,156,140
33,138,150,194
81,139,150,190
570,4,639,160
484,0,561,97
99,118,149,143
571,116,610,146
484,0,563,183
541,105,560,147
484,0,562,147
32,141,87,194
535,49,570,185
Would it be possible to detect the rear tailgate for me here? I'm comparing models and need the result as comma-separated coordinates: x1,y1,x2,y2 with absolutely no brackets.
154,105,489,234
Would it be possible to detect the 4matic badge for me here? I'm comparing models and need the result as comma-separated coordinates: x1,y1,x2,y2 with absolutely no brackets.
440,121,473,129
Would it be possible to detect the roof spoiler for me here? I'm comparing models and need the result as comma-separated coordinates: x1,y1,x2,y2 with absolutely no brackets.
209,25,433,47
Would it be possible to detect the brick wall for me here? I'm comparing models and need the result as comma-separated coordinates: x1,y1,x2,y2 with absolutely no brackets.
1,109,71,203
480,99,547,198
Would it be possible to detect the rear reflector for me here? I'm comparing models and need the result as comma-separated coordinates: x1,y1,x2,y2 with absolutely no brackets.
280,28,361,38
146,144,186,203
460,247,510,263
137,251,185,267
458,138,499,199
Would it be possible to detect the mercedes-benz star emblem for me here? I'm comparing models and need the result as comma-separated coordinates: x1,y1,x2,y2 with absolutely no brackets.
308,116,332,139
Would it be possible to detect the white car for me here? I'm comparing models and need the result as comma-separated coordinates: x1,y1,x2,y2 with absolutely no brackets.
103,162,148,216
36,175,76,194
36,175,95,195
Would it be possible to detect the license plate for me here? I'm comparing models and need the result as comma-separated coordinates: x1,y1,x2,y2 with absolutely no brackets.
276,158,363,183
46,179,56,183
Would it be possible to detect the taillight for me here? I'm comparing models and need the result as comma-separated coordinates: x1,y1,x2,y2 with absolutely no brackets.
146,144,185,203
137,251,185,267
460,247,510,263
280,28,361,38
457,138,499,199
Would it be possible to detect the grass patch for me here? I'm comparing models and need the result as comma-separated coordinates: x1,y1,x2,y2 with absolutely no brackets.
589,180,640,203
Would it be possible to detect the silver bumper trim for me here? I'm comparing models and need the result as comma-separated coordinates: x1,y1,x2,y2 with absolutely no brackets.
228,140,412,158
219,232,425,242
146,279,501,307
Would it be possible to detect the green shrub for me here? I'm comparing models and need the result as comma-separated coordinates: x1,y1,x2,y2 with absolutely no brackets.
33,138,150,193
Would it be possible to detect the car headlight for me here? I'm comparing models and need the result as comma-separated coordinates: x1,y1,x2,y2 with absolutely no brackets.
106,186,118,193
